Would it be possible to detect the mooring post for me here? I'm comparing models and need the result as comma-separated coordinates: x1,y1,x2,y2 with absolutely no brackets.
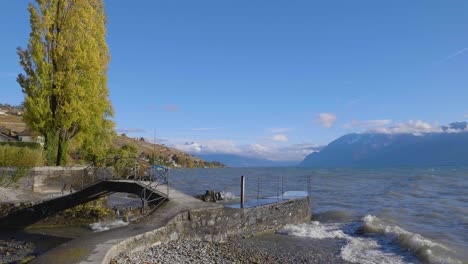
257,175,260,205
281,175,284,200
240,175,245,208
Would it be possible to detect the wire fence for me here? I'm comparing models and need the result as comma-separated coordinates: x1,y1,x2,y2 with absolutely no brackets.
169,169,312,208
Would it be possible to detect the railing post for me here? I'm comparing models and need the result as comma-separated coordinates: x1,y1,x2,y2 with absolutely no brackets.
240,175,245,208
167,169,169,199
134,159,137,180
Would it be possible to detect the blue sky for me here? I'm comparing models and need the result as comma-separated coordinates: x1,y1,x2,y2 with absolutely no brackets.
1,1,468,160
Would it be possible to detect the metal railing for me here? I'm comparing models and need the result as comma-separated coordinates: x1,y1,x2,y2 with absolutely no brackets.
168,170,312,208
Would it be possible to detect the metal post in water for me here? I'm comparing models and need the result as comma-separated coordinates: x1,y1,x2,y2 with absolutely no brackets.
257,175,260,206
277,174,280,201
281,175,284,200
240,175,245,208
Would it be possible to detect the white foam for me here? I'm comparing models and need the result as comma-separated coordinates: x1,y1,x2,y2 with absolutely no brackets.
279,221,347,239
220,191,238,200
362,215,462,264
89,220,129,232
279,221,407,264
341,237,408,264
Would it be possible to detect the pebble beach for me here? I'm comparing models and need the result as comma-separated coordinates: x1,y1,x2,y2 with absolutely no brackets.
111,233,351,264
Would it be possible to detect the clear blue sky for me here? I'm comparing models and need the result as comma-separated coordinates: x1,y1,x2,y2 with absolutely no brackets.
1,1,468,160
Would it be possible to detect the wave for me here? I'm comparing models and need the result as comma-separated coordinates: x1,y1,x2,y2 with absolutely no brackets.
362,215,461,264
279,221,409,264
279,215,462,264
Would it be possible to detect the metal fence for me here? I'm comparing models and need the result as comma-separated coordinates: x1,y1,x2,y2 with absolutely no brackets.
169,169,312,208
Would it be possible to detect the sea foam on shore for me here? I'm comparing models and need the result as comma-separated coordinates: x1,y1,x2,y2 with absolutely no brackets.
280,215,463,264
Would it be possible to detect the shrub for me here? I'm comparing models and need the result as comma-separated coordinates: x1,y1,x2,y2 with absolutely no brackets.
0,141,42,149
0,145,44,167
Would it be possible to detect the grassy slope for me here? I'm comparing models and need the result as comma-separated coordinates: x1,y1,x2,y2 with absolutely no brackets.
0,114,27,133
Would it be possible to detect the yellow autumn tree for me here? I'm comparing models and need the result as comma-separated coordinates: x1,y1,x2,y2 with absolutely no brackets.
17,0,114,165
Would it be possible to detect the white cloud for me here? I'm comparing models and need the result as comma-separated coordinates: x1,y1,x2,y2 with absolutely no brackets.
317,113,337,128
270,134,288,142
344,119,392,129
173,140,242,154
438,47,468,64
367,120,441,135
244,143,323,161
168,138,322,161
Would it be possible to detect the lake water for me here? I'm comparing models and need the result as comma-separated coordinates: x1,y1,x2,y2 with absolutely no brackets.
169,167,468,264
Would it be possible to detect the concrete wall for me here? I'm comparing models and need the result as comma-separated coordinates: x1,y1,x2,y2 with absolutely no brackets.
105,198,311,262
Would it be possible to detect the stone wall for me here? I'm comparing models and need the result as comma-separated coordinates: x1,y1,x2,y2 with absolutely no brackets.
105,198,311,263
0,166,89,193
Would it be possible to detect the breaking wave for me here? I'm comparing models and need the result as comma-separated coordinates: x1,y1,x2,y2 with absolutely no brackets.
279,215,462,264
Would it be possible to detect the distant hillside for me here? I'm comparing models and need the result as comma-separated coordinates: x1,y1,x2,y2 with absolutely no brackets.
114,136,224,168
196,153,298,167
301,122,468,167
0,105,27,133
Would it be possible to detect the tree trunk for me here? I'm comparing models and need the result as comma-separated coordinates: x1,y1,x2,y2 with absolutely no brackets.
45,130,58,166
56,137,68,166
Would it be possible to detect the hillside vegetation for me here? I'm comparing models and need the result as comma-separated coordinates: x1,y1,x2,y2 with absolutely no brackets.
113,136,224,168
0,109,223,168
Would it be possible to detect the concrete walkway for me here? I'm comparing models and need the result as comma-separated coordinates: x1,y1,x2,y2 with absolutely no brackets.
31,182,222,264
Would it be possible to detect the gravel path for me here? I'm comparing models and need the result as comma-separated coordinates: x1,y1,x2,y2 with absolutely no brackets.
112,233,352,264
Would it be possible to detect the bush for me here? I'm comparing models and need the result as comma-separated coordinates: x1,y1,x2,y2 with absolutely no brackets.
0,141,42,149
0,145,44,167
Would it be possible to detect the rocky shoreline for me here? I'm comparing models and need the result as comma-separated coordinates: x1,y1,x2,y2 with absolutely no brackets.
112,233,351,264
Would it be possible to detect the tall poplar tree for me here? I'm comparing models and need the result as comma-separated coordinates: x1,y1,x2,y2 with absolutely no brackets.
17,0,114,165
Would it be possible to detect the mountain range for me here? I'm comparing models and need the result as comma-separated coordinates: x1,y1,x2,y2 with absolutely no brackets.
300,122,468,167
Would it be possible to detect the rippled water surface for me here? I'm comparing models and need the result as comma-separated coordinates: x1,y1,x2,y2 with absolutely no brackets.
170,167,468,263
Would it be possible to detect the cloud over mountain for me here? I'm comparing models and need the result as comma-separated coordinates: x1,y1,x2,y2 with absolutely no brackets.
317,113,337,128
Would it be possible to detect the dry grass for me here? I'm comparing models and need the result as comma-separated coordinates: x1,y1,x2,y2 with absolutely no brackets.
0,145,44,167
0,114,27,133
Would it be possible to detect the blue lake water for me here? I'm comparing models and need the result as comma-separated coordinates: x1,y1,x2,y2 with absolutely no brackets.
169,167,468,264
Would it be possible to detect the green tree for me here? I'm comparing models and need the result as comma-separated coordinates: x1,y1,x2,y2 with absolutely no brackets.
17,0,114,166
